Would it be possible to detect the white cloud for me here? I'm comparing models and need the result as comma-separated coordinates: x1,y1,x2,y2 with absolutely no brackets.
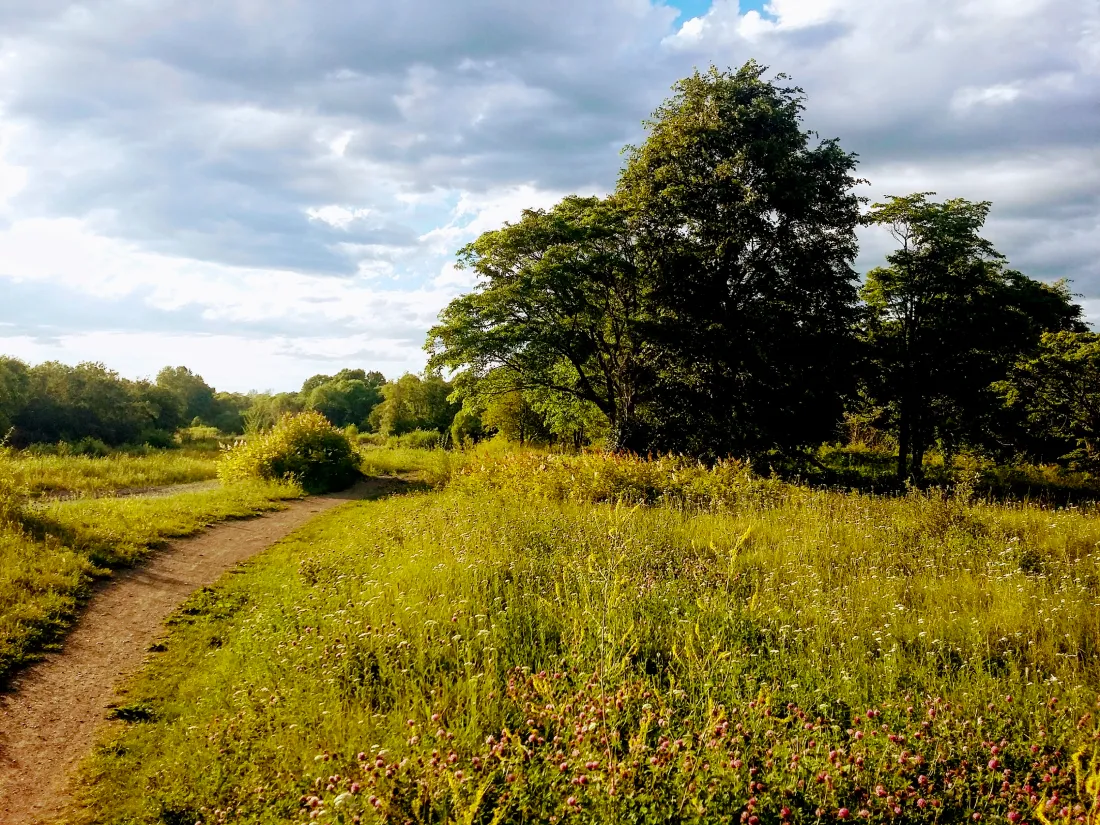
418,184,573,255
0,0,1096,388
306,204,373,230
0,118,28,213
951,84,1022,111
0,215,465,385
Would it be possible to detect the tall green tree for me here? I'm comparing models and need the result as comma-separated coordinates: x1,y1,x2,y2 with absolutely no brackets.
306,378,383,429
997,332,1100,468
156,366,217,424
616,62,864,457
427,195,650,449
16,362,146,445
861,193,1084,480
369,373,459,436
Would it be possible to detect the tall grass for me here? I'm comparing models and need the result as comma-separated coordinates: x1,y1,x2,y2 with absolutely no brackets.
0,447,219,498
68,452,1100,824
358,445,467,486
0,479,301,684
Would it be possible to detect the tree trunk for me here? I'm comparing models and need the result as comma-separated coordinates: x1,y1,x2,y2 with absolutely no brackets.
896,398,911,483
608,414,648,454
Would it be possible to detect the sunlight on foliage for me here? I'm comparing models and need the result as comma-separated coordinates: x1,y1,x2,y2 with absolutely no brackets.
69,451,1100,824
219,412,360,493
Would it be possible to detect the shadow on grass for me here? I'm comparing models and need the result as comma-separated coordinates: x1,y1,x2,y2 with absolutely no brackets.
770,451,1100,507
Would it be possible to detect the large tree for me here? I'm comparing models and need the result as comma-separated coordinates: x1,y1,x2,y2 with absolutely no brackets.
426,195,651,449
156,366,217,425
430,63,864,457
306,378,383,429
861,193,1084,480
997,332,1100,469
616,62,865,457
369,373,459,436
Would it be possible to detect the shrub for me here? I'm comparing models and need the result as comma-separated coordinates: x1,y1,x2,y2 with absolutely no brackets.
177,425,223,445
454,450,788,508
217,411,360,492
139,429,176,450
393,428,445,449
357,429,446,450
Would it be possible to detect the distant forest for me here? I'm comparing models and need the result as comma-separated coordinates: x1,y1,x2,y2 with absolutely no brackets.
0,361,458,451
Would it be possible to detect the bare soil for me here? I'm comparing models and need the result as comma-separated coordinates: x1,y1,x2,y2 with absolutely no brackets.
0,478,396,824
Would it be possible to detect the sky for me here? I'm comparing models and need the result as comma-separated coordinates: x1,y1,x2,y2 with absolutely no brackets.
0,0,1096,393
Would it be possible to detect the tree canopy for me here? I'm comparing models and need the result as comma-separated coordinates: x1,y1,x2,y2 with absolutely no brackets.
429,61,865,458
427,195,650,448
859,193,1084,479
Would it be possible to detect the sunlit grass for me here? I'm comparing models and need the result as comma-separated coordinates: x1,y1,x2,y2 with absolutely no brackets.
67,452,1100,824
0,447,220,498
0,479,301,684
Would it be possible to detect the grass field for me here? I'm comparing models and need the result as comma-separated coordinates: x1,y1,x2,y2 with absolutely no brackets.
0,477,301,685
1,447,220,499
66,450,1100,825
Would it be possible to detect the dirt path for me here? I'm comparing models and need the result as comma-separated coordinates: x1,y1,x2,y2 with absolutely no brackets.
28,478,221,503
0,477,398,825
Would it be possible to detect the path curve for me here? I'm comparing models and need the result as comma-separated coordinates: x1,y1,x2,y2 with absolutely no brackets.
0,477,395,824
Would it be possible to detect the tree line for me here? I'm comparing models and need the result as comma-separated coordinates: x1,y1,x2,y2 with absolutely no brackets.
0,359,461,450
427,61,1098,479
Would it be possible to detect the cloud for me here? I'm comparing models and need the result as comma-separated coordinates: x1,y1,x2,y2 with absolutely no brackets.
667,0,1099,286
0,0,1095,389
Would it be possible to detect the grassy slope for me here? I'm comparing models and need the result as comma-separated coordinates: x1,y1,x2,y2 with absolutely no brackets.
67,453,1100,825
0,480,301,684
2,448,220,498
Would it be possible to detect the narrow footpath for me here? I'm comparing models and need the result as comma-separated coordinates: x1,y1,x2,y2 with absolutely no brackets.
0,478,397,824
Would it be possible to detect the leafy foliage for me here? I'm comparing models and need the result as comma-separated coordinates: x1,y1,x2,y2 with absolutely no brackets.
427,196,646,448
218,412,360,493
368,373,458,437
998,331,1100,468
429,62,865,457
616,62,864,456
302,370,385,430
860,194,1084,479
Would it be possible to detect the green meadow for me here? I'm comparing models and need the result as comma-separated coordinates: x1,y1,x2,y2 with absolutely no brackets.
64,450,1100,825
0,458,300,684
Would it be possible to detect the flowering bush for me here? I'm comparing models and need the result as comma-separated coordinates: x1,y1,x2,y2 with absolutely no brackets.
218,411,360,492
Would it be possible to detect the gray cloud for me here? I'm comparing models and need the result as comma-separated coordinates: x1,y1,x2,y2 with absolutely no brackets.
0,277,429,343
0,0,1096,376
0,0,682,276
